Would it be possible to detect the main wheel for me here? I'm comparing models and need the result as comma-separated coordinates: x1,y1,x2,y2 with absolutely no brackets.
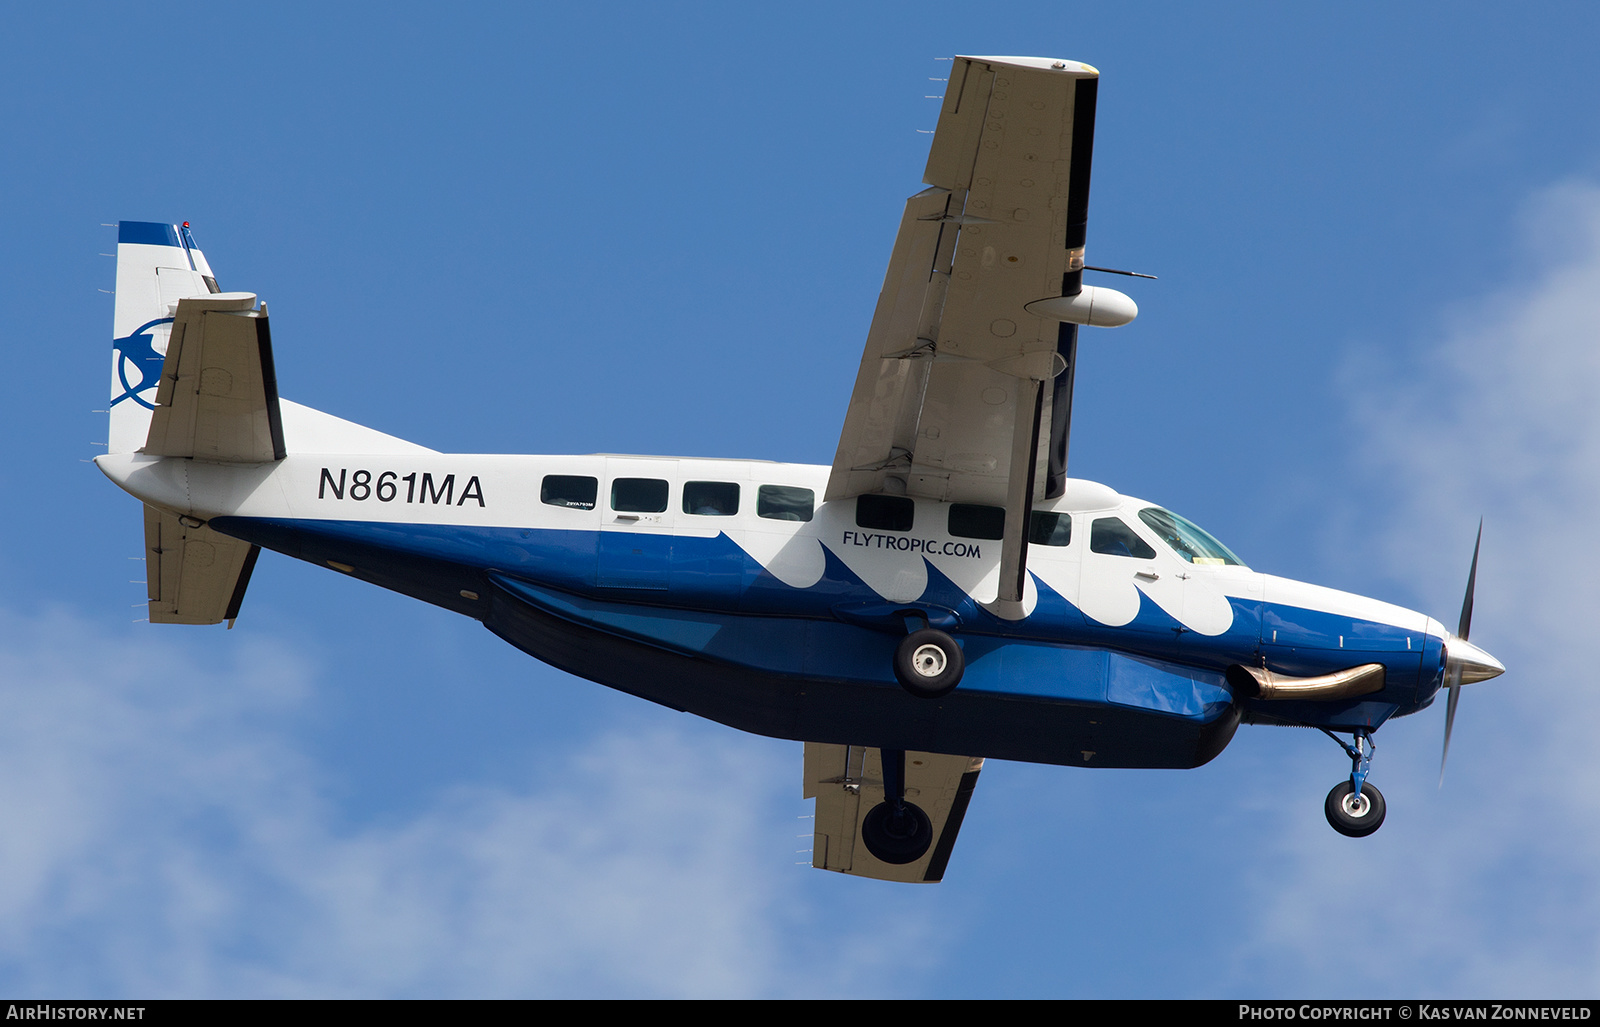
894,628,964,698
1325,781,1387,837
861,800,934,864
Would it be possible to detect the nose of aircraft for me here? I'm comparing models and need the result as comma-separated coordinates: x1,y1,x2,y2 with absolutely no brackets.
1445,636,1505,685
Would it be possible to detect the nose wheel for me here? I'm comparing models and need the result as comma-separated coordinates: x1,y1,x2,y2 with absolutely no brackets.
1325,780,1386,837
1320,728,1387,837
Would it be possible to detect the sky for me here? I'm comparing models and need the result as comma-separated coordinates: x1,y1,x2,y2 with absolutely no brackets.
2,0,1599,998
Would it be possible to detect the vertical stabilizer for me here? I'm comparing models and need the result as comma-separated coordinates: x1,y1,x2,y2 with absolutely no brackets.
109,221,220,453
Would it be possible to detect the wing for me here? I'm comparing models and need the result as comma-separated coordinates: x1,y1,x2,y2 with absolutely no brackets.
828,56,1133,613
804,742,983,883
144,504,260,626
144,292,286,463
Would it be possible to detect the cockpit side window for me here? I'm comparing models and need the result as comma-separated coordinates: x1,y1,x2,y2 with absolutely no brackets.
1029,511,1072,547
1137,507,1245,566
1090,517,1157,559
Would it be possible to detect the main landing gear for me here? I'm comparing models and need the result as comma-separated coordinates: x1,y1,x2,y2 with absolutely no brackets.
860,748,934,864
862,623,954,864
893,627,964,698
1320,728,1386,837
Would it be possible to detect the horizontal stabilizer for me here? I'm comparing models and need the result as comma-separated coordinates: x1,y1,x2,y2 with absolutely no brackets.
145,293,285,463
804,742,982,883
144,505,259,626
278,399,434,454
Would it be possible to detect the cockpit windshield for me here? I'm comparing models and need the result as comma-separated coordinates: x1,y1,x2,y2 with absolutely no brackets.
1137,507,1245,567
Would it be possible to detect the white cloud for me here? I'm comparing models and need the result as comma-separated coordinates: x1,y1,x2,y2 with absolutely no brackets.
1232,181,1600,996
0,608,927,997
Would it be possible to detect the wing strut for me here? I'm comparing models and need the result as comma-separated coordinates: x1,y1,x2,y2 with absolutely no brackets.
1044,322,1079,500
997,379,1045,608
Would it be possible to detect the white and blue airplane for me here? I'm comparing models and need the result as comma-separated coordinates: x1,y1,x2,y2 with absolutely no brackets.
98,56,1504,883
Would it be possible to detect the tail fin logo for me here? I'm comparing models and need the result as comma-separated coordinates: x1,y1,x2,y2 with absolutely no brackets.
111,317,173,411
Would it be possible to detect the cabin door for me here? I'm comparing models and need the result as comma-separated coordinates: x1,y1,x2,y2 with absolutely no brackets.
598,458,678,590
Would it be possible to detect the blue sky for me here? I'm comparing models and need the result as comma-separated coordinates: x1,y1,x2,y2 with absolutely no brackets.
3,1,1599,997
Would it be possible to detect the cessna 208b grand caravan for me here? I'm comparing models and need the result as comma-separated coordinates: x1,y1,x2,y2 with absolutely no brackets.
98,56,1504,883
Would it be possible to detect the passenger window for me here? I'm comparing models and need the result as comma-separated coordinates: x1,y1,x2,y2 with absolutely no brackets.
948,504,1004,540
611,477,668,513
541,474,597,510
683,481,739,516
1029,511,1072,547
856,494,914,532
757,485,814,522
1090,517,1156,559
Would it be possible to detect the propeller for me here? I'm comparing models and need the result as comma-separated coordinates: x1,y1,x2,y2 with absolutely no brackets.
1439,520,1504,785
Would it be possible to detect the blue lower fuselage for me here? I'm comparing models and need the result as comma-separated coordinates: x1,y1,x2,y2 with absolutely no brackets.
209,508,1448,771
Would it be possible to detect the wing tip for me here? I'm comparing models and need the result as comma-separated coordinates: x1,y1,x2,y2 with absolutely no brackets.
956,55,1099,76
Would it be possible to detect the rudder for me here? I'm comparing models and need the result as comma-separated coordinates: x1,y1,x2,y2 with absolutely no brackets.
109,221,220,453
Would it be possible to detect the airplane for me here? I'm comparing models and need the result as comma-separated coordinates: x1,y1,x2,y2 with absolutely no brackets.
97,55,1505,883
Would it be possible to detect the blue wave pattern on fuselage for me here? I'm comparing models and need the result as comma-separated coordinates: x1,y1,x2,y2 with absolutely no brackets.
212,517,1439,725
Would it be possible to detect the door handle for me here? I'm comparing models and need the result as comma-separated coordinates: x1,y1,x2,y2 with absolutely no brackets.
1135,570,1159,581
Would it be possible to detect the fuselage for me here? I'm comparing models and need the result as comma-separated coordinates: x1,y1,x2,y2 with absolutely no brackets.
98,448,1450,769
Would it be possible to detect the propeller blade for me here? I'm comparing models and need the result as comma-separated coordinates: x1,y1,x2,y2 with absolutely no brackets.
1459,520,1482,641
1439,671,1462,787
1441,521,1483,787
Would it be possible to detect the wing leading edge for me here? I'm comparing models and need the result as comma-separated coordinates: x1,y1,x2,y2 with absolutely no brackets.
827,56,1129,615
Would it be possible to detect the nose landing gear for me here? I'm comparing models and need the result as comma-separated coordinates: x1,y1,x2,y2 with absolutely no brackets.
1320,728,1386,837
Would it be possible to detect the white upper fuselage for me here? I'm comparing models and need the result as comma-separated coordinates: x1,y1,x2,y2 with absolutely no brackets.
96,447,1449,676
